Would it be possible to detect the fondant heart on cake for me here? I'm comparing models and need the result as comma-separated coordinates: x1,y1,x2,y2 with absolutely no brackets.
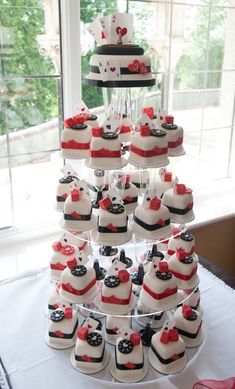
116,27,127,37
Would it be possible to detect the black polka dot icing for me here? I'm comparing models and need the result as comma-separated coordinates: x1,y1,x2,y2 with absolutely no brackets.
51,309,65,322
71,265,87,277
87,332,102,346
71,124,87,130
102,132,118,140
181,256,193,264
118,339,133,354
104,275,120,288
107,204,125,214
150,129,166,137
180,232,194,242
156,271,172,280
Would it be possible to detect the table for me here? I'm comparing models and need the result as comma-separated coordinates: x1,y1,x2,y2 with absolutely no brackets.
0,265,235,389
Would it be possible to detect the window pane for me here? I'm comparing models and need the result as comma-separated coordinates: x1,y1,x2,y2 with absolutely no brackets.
0,158,13,230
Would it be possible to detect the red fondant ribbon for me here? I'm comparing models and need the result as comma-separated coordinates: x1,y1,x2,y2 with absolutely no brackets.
90,149,121,158
143,283,177,300
168,137,183,148
171,266,197,281
130,144,168,157
101,287,132,305
50,262,67,271
61,140,90,150
62,278,96,296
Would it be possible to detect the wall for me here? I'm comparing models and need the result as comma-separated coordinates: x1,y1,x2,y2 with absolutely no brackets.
190,216,235,276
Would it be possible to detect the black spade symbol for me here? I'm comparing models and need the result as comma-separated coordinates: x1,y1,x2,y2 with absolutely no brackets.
106,124,111,130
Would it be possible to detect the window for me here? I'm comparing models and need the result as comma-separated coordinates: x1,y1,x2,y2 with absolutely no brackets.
0,0,234,234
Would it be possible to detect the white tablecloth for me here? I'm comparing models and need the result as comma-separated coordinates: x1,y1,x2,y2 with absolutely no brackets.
0,266,235,389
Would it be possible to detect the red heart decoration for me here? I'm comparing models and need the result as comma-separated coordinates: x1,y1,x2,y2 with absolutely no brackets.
81,107,85,112
110,67,116,72
139,63,148,75
116,26,127,37
128,60,140,72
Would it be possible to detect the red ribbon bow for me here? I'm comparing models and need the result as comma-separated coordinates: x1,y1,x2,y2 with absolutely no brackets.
158,261,169,273
140,124,150,137
64,113,89,128
71,188,80,202
175,184,193,195
150,197,161,210
176,247,187,261
163,172,172,182
106,223,118,232
118,269,130,283
130,332,141,346
64,307,73,319
99,196,112,210
164,115,174,125
128,60,149,75
77,326,89,340
160,328,179,344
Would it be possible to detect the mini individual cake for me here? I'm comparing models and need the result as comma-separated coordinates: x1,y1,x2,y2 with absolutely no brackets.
97,261,135,314
161,115,185,157
60,251,97,304
61,114,92,159
139,260,179,311
173,305,204,347
118,114,133,143
113,174,138,214
91,189,132,246
162,182,195,223
165,227,185,259
156,168,175,198
85,127,127,170
135,299,167,329
62,180,96,232
128,170,150,194
167,230,198,261
168,248,199,290
55,164,79,211
109,326,147,383
178,287,202,313
132,188,171,240
148,319,187,374
105,315,131,345
129,124,169,168
45,306,78,349
71,316,109,373
50,234,78,281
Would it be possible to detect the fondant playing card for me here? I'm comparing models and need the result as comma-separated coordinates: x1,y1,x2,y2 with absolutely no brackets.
105,59,121,80
103,116,120,133
117,325,133,339
107,259,126,276
99,14,111,43
98,59,108,82
110,13,133,45
77,100,89,114
75,250,89,266
137,113,153,128
87,14,106,45
82,316,100,332
156,108,166,127
62,164,77,178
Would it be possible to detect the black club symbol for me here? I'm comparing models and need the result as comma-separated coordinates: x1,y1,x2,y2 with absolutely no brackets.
51,309,65,322
71,265,87,277
118,339,133,354
104,275,120,288
87,332,103,346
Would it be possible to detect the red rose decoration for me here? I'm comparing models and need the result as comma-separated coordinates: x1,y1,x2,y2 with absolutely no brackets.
99,196,112,210
158,261,169,273
150,197,161,210
71,188,80,202
140,124,150,137
52,241,63,252
160,331,169,344
118,269,130,283
72,113,89,124
67,258,77,269
77,326,89,340
164,172,172,182
175,184,186,195
176,248,186,261
165,115,174,125
130,332,141,346
64,307,73,319
64,117,74,128
169,328,179,341
182,304,193,319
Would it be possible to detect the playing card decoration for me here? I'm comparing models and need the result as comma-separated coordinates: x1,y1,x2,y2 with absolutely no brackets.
107,259,126,276
62,164,78,179
87,14,107,45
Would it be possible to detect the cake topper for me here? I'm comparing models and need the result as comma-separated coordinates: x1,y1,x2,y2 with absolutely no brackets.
69,179,90,198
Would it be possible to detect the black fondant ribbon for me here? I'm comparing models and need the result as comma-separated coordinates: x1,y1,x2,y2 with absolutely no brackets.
75,346,105,363
123,196,138,205
175,322,202,339
85,79,156,88
64,213,91,221
89,65,151,75
137,309,164,321
56,195,66,202
165,205,193,215
133,215,170,231
151,345,185,365
49,320,78,339
98,225,127,233
115,349,144,370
